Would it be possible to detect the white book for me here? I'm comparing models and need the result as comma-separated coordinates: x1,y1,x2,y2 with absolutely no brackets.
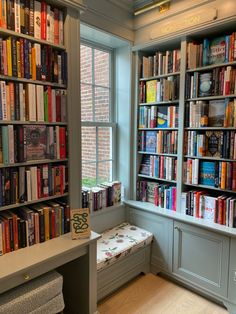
46,5,51,42
26,169,32,201
8,125,14,164
59,10,64,45
30,166,38,200
181,192,187,215
14,0,20,33
34,1,41,39
203,195,217,222
19,83,25,121
51,89,56,122
1,81,7,120
193,159,199,184
36,85,44,121
28,84,36,121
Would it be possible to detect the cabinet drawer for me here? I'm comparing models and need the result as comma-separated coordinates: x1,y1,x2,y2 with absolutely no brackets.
173,221,229,297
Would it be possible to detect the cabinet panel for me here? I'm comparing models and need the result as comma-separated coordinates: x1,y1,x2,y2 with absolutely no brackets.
228,238,236,304
173,221,229,297
128,208,173,272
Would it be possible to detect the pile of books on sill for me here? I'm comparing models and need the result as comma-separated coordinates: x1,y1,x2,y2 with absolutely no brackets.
81,181,121,212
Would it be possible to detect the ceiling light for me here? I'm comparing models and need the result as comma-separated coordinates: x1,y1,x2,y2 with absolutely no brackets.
134,0,171,16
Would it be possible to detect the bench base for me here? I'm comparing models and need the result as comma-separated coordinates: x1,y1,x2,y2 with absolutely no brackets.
97,244,151,301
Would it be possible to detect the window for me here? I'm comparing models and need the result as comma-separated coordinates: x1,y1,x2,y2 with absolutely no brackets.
80,43,116,187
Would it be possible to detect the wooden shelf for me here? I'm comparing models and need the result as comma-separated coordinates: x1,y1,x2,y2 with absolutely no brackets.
187,61,236,73
0,27,66,50
184,155,236,162
140,71,180,81
0,74,66,88
138,127,178,131
138,152,177,157
187,94,236,101
0,120,67,125
0,159,68,168
139,100,179,106
184,183,236,194
0,193,69,212
185,127,236,130
138,174,176,183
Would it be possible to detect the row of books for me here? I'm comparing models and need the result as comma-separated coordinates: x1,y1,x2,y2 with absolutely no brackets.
187,33,236,69
0,201,70,255
138,105,178,129
138,130,178,154
0,81,67,122
185,99,236,128
139,76,180,103
181,191,236,228
185,131,236,159
0,125,66,164
0,0,64,45
184,159,236,191
0,164,67,206
81,181,121,211
141,49,181,78
0,36,67,84
137,180,177,211
139,155,177,181
186,67,236,99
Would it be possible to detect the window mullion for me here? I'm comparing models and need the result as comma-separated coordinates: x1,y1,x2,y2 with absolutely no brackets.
96,126,99,185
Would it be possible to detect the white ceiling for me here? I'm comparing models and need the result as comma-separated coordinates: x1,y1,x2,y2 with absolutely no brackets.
107,0,153,12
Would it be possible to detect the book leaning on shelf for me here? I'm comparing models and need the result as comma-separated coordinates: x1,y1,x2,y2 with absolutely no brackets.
0,200,70,256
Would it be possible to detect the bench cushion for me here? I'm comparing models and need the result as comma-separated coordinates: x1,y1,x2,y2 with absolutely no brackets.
97,222,153,271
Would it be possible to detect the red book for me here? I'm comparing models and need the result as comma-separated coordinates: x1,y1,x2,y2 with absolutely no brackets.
56,90,61,122
1,218,10,253
41,1,47,40
217,197,223,224
59,127,66,158
54,8,59,44
47,86,52,122
11,212,19,250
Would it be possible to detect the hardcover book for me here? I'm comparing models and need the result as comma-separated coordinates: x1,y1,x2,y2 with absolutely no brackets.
157,107,168,128
25,125,46,160
200,161,215,187
205,131,222,157
203,195,217,222
146,80,157,103
209,36,226,65
208,100,225,126
145,131,157,153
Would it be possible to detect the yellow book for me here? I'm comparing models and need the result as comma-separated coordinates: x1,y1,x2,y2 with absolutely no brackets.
31,46,36,80
6,37,12,76
221,162,226,190
146,80,157,103
43,206,50,241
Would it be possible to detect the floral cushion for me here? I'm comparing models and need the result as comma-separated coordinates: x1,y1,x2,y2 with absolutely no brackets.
97,222,153,271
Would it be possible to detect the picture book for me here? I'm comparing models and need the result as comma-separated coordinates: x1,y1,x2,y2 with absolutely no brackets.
200,161,215,187
145,131,157,153
157,106,168,128
25,125,47,161
208,100,225,126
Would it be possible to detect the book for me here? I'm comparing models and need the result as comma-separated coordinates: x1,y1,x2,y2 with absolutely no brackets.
208,36,226,65
146,80,156,103
157,107,168,128
208,100,225,127
203,195,217,222
145,131,156,153
25,125,46,160
205,131,222,157
71,208,91,239
200,161,215,187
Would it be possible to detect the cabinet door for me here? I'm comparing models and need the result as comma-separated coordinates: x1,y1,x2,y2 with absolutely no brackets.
173,221,229,297
128,208,173,273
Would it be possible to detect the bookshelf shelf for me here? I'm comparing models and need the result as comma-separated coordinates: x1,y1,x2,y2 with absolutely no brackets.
0,27,66,50
0,159,68,168
0,193,69,212
0,120,67,125
138,174,176,183
185,127,236,131
138,127,178,131
138,152,177,157
187,61,236,73
139,100,179,106
184,183,236,194
140,71,180,81
0,75,67,88
184,155,236,162
187,94,236,101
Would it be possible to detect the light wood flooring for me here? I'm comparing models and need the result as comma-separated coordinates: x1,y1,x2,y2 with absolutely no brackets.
98,273,228,314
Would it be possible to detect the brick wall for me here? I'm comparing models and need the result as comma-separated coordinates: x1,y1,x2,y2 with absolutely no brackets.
81,45,112,184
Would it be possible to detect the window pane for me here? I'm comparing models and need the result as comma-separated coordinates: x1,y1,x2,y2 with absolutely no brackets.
98,127,111,161
95,87,110,122
81,45,92,84
82,162,96,188
98,161,112,183
82,127,96,162
81,84,93,121
94,49,110,87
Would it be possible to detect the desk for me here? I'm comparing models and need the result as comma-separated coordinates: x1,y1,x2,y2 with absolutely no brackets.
0,231,100,314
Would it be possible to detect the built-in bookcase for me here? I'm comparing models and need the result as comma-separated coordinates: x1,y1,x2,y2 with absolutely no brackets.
135,28,236,231
0,0,70,255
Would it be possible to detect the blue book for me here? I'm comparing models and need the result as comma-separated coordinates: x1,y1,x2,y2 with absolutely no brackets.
200,161,215,186
203,38,210,66
145,131,156,153
157,107,168,128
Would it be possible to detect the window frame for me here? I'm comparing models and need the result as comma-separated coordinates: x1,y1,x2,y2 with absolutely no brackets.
80,40,117,186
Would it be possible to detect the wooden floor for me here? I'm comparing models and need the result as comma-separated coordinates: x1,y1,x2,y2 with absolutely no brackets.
98,273,228,314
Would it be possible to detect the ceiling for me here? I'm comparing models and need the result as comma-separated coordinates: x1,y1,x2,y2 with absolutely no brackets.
107,0,153,12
